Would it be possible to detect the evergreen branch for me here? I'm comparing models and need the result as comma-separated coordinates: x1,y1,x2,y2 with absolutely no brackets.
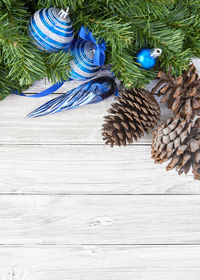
43,51,72,83
0,0,200,96
0,66,21,100
1,38,46,86
111,48,156,88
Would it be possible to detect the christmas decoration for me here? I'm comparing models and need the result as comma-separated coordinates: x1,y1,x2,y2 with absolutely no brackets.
1,0,200,99
152,115,200,181
69,26,106,81
136,48,162,70
1,0,200,182
27,76,117,118
152,64,200,119
29,7,74,53
102,88,160,147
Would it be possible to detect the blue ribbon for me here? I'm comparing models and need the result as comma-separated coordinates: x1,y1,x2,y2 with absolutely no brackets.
78,26,106,66
12,80,64,98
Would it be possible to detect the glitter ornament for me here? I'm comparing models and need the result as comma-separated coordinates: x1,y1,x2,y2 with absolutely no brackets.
136,48,162,70
69,39,101,81
29,7,74,53
69,26,106,81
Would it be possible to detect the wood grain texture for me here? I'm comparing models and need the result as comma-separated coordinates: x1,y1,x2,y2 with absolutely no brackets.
0,195,200,245
0,59,200,279
1,245,200,280
0,145,198,195
0,94,171,145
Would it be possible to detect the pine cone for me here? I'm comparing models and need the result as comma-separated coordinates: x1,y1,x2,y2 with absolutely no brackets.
152,115,200,180
102,88,160,147
151,64,200,119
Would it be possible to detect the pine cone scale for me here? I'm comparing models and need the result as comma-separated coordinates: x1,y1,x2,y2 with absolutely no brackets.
152,116,200,180
102,88,160,147
152,64,200,119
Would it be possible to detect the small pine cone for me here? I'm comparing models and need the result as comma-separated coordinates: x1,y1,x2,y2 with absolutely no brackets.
102,88,160,147
152,115,200,180
151,64,200,119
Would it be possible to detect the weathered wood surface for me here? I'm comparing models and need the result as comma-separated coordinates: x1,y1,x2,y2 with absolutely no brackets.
0,195,199,245
1,245,200,280
0,145,198,195
0,59,199,279
0,94,171,145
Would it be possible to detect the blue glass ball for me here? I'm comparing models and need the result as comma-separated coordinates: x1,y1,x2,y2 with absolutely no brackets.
136,49,157,70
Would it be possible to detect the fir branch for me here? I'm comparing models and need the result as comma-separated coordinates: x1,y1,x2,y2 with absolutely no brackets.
37,0,85,10
0,0,46,88
0,66,21,100
1,35,46,87
1,0,200,97
43,51,72,83
133,21,184,52
111,48,156,88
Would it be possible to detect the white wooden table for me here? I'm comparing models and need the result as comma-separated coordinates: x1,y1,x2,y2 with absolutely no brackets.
0,60,200,280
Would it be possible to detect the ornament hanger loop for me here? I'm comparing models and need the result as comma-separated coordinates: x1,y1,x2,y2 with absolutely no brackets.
151,48,162,58
58,7,69,18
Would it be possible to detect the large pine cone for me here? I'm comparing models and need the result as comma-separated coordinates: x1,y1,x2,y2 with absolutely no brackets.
152,114,200,180
102,88,160,147
151,64,200,119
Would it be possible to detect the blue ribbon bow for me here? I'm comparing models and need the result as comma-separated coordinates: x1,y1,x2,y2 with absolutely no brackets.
78,26,106,66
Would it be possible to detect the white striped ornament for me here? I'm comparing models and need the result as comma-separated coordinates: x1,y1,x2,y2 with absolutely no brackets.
29,7,74,53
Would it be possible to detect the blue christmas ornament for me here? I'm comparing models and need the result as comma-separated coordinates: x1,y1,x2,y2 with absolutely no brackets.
69,26,106,81
27,76,117,118
29,7,74,53
136,48,162,70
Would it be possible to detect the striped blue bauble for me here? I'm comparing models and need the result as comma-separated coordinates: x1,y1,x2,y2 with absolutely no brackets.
69,38,101,81
29,7,74,53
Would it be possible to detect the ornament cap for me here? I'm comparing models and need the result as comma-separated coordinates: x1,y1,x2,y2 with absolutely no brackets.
151,48,162,58
58,7,69,18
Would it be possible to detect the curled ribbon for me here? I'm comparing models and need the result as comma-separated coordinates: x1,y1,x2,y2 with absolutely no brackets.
78,26,106,66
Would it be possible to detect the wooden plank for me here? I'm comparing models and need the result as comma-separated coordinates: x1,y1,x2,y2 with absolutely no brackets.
0,145,198,195
1,245,200,280
0,195,200,244
0,89,171,146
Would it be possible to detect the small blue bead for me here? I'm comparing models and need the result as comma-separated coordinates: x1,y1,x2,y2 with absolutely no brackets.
136,49,156,70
